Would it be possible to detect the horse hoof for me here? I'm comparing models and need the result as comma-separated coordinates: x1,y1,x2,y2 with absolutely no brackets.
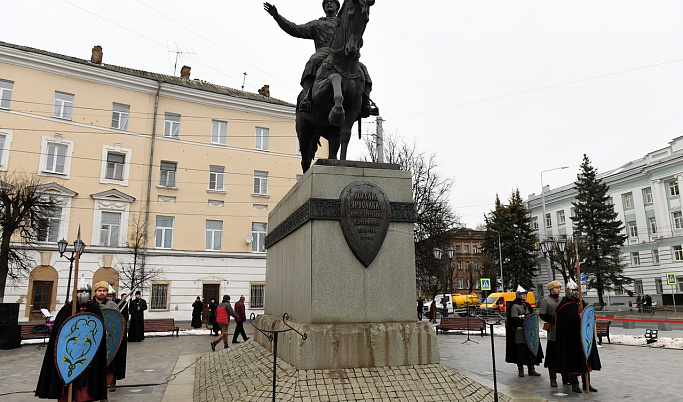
329,108,345,126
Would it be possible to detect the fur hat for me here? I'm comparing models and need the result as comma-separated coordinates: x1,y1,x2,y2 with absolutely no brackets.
93,281,109,292
546,280,562,291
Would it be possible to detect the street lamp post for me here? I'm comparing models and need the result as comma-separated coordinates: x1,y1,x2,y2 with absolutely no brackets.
540,237,566,281
540,166,569,282
433,247,454,318
58,238,86,300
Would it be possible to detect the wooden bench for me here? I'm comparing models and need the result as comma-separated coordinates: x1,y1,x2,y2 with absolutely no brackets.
143,318,179,337
436,317,485,336
19,322,51,340
596,320,611,345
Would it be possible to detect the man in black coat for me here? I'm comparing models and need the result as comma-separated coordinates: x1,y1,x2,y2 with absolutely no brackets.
128,291,147,342
35,288,108,400
554,279,601,393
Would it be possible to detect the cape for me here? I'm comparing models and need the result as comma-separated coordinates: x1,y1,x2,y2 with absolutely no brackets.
553,297,602,375
35,300,108,400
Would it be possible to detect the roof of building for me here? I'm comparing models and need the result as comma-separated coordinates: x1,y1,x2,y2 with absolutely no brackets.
0,40,294,107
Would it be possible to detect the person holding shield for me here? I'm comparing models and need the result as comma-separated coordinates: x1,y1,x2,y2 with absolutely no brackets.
94,282,128,393
505,285,543,377
555,279,601,393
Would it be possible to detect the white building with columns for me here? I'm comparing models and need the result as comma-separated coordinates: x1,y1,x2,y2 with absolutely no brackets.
526,137,683,305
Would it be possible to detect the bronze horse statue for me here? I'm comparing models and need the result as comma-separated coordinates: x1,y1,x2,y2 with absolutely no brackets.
296,0,374,172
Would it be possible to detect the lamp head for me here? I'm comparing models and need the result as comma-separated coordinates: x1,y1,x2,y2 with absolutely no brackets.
74,239,85,255
58,238,68,256
446,247,455,260
557,238,567,252
432,248,443,260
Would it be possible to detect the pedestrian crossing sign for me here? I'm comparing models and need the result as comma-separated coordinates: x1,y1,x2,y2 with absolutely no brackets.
666,273,677,285
481,278,491,291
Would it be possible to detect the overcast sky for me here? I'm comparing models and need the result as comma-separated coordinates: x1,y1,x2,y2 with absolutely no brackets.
3,1,683,228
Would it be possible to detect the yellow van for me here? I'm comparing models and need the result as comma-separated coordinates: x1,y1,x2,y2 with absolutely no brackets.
480,292,536,314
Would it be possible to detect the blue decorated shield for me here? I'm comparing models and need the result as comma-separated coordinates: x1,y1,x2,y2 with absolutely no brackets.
102,309,126,366
54,313,104,385
582,304,596,359
524,313,540,357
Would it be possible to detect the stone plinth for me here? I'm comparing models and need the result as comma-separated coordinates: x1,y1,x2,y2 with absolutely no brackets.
257,161,439,369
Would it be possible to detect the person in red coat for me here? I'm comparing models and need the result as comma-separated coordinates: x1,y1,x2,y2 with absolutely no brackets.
210,295,238,351
231,296,250,344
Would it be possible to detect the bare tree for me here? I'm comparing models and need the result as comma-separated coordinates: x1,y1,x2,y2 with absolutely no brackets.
117,212,164,297
0,172,60,301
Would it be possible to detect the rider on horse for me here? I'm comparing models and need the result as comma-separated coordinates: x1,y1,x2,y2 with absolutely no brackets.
264,0,379,118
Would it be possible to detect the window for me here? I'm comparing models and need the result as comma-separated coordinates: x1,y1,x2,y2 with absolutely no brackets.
467,279,471,289
251,222,267,253
474,280,480,289
31,281,52,315
163,113,180,138
464,245,470,254
474,261,479,270
111,103,129,130
631,252,640,266
159,161,177,188
655,278,663,294
622,192,635,210
44,142,68,174
455,245,461,253
38,206,62,243
457,261,462,270
155,216,174,249
634,279,643,295
465,261,471,269
0,79,13,109
150,283,169,310
672,211,683,230
648,217,657,234
105,152,125,181
253,171,268,195
652,249,660,265
669,180,679,197
473,245,478,254
205,220,222,251
557,210,566,225
255,127,269,150
457,278,464,289
673,245,683,261
211,120,227,145
627,221,638,238
643,187,653,205
99,212,121,246
0,130,12,170
545,213,552,228
532,217,539,230
208,165,225,191
52,92,74,120
250,283,265,309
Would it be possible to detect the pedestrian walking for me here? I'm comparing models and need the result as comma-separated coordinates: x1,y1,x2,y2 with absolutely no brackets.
211,295,239,351
505,285,543,378
231,296,250,343
208,297,219,335
192,296,204,328
417,298,423,321
429,299,437,323
128,291,147,342
538,280,562,387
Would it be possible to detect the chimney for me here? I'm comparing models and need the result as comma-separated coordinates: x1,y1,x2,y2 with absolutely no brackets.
180,65,191,79
258,85,270,97
91,45,103,64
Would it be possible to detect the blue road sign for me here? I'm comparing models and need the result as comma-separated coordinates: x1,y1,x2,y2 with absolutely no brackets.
580,273,586,282
666,273,677,285
481,278,491,291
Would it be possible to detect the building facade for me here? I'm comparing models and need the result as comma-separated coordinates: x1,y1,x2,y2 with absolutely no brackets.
447,228,485,297
0,41,318,321
526,137,683,304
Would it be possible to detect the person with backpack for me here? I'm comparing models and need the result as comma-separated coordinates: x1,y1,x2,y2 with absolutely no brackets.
210,295,239,351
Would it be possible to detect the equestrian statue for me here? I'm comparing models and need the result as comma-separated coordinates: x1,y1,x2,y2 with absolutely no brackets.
264,0,379,172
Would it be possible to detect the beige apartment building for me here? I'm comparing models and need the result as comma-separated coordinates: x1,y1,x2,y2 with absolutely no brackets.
0,41,315,321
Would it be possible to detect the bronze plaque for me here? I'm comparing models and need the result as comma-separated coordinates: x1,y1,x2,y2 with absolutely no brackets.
339,181,392,267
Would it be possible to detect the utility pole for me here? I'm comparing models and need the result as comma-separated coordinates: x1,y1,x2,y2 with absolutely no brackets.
376,116,384,163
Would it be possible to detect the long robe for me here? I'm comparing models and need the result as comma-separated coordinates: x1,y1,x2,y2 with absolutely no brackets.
99,299,127,382
505,299,543,367
538,293,560,368
191,300,204,328
554,297,602,376
35,301,108,401
128,297,147,342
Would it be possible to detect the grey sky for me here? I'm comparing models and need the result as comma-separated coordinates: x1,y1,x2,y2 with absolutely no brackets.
3,0,683,228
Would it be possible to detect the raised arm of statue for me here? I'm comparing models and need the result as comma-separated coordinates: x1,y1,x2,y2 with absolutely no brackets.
264,2,314,40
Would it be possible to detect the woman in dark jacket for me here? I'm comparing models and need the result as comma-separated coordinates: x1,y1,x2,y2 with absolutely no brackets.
191,296,204,328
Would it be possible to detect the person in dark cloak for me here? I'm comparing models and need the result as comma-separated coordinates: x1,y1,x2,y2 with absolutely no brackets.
191,296,204,328
35,283,108,401
98,283,127,393
505,285,543,377
554,279,601,393
127,291,147,342
208,297,219,336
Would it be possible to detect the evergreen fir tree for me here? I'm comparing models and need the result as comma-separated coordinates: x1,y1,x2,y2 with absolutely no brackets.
483,190,538,292
571,154,630,306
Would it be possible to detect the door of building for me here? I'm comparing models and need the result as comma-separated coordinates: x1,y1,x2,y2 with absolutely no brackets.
202,284,220,323
31,281,53,321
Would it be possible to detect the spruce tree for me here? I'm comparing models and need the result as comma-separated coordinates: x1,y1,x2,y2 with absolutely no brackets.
571,154,629,306
483,190,538,292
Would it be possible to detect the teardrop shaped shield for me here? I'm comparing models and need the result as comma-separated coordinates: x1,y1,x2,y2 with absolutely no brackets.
54,312,104,385
339,181,391,267
524,313,540,357
102,309,126,366
582,304,596,359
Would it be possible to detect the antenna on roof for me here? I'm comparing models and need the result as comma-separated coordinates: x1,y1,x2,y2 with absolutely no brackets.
168,42,196,75
241,72,248,91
